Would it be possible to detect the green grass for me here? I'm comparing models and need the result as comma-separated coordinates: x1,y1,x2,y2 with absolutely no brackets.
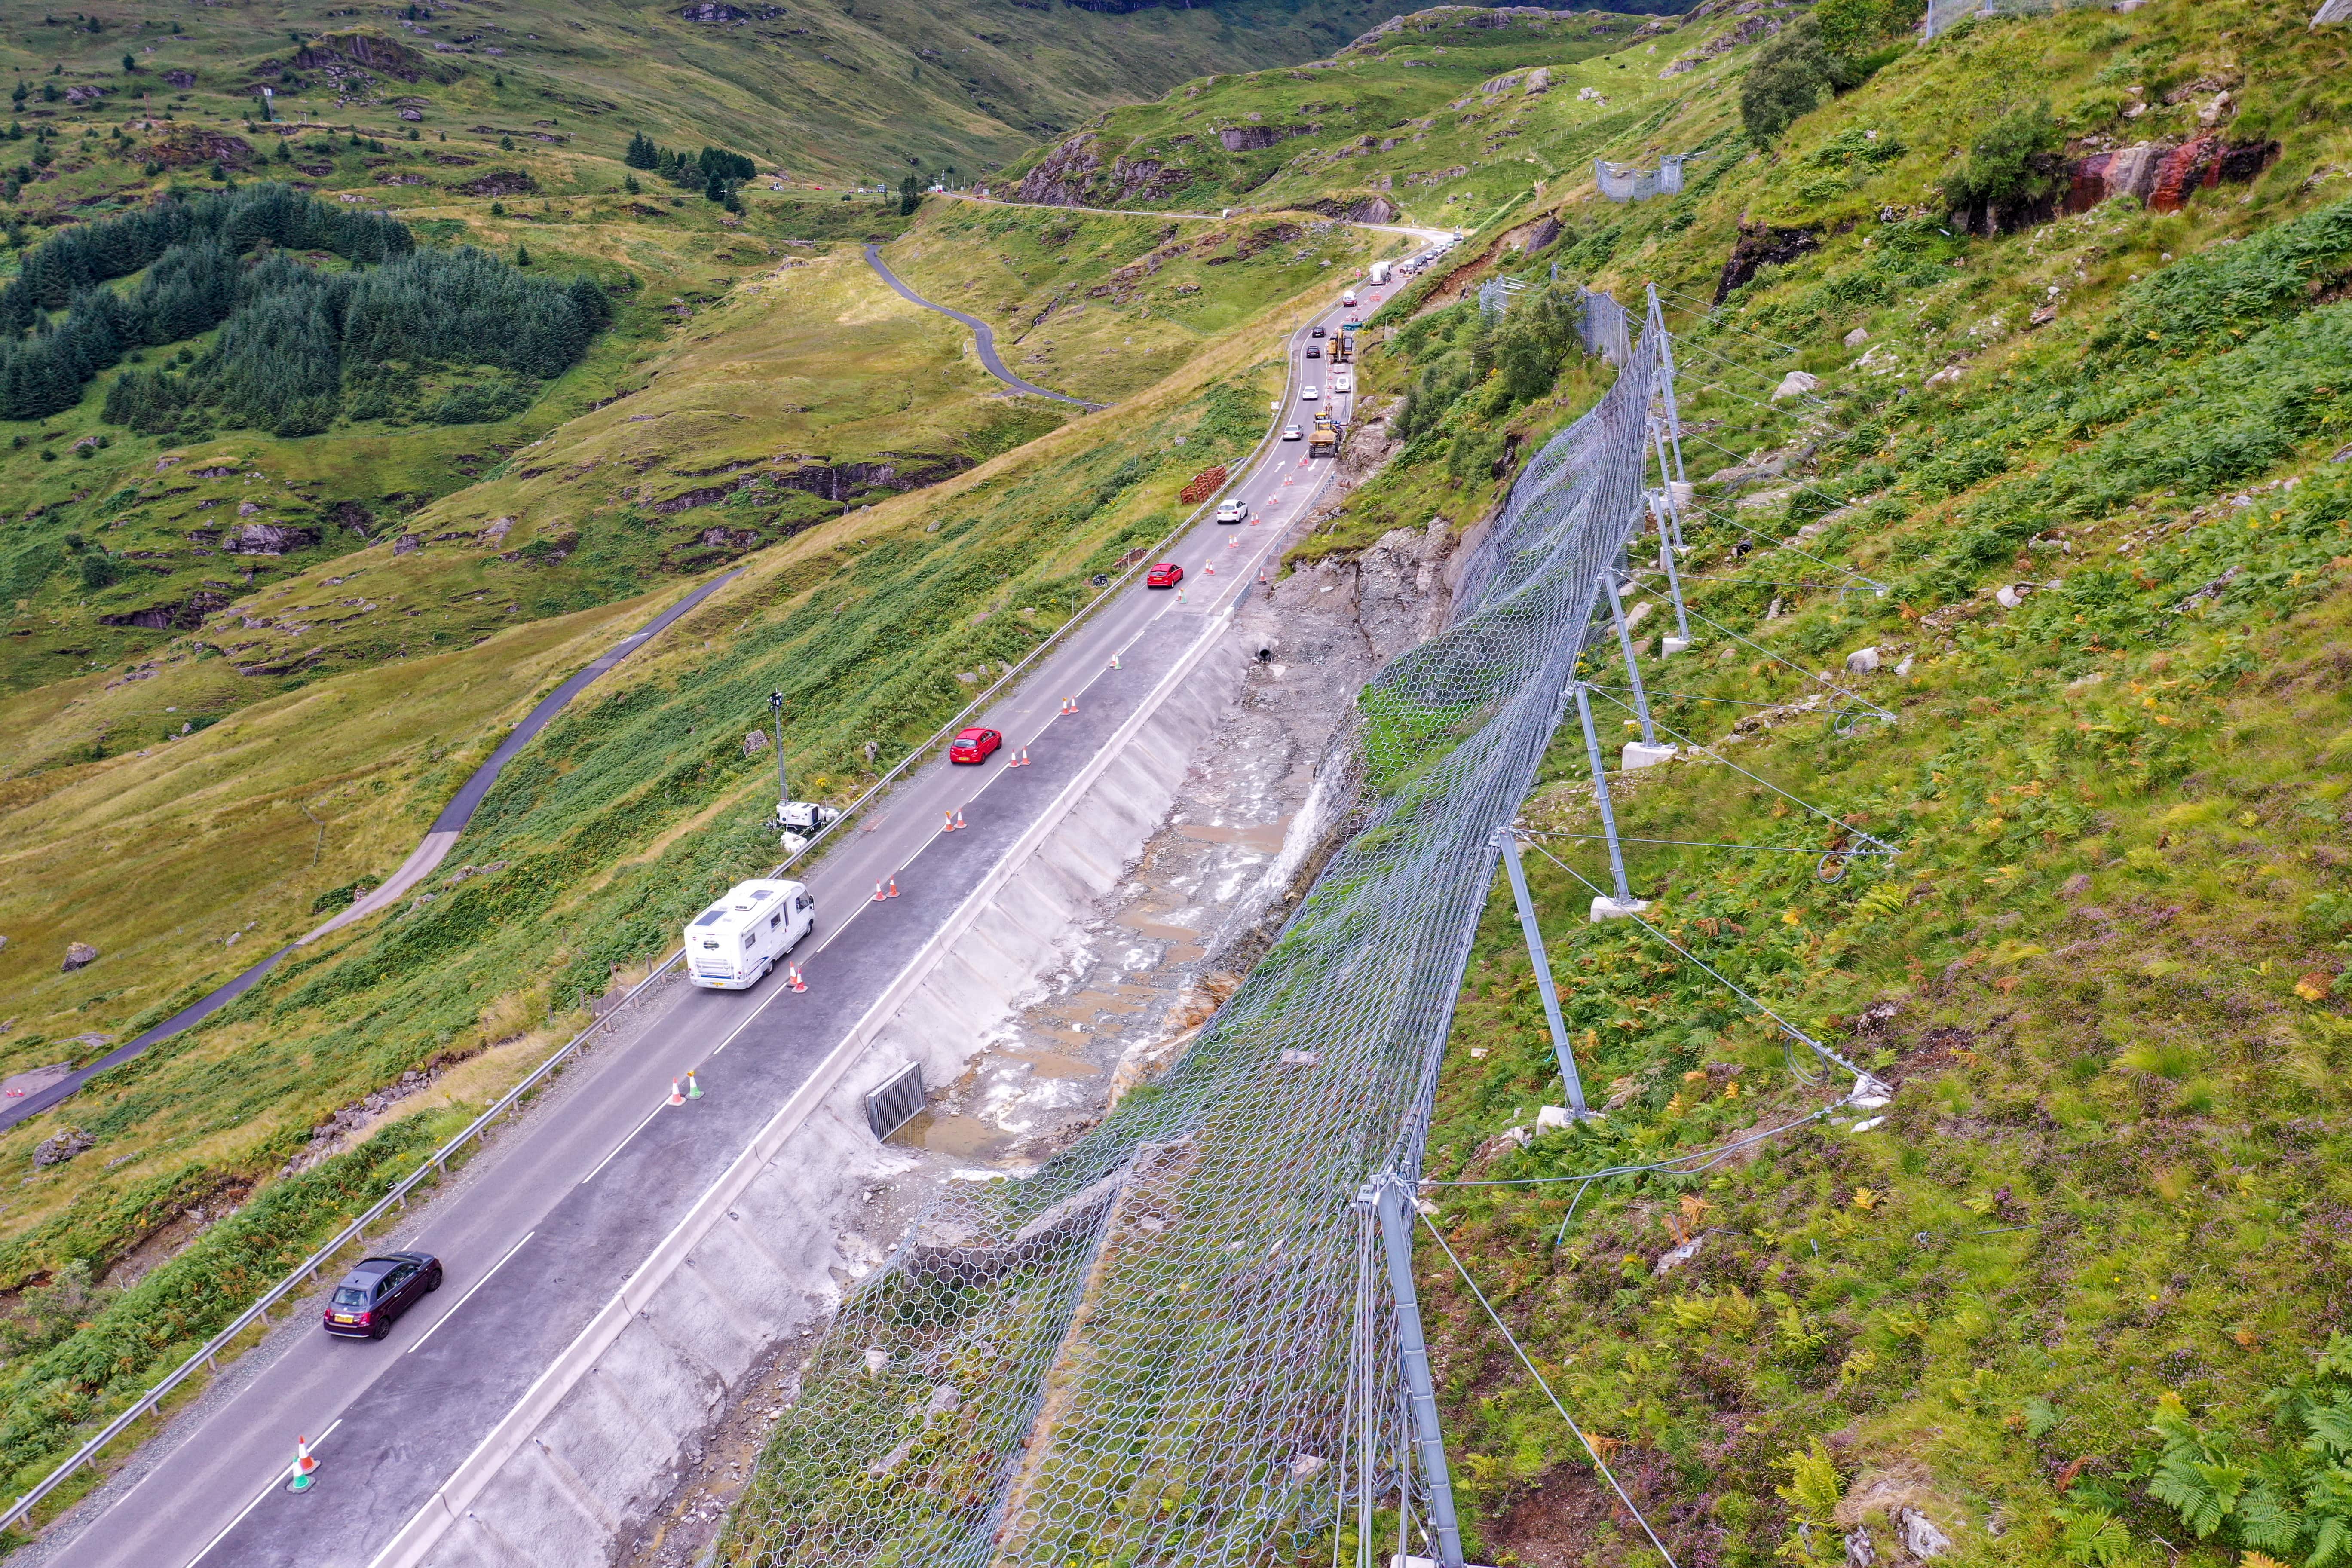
1336,0,2352,1563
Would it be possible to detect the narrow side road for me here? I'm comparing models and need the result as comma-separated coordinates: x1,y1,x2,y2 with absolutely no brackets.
862,243,1107,409
0,570,742,1137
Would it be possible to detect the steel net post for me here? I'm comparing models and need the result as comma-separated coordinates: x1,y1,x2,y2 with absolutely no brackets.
1571,683,1635,903
1495,830,1589,1117
1370,1175,1465,1568
1601,572,1656,744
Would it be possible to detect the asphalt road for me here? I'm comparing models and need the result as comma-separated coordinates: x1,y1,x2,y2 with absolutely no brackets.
38,286,1378,1568
862,243,1106,409
0,572,744,1140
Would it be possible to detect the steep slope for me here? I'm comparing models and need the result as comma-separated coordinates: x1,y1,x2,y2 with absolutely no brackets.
1271,0,2352,1565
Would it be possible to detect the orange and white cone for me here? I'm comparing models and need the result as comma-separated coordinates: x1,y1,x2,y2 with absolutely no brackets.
787,963,806,992
886,876,900,898
951,807,966,831
1060,695,1077,715
1008,746,1029,768
1110,653,1121,670
942,808,959,833
667,1078,687,1106
291,1435,318,1491
873,881,888,901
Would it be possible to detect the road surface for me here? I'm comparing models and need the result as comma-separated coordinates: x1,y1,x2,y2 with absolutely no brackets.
0,572,743,1139
38,288,1369,1568
862,243,1106,409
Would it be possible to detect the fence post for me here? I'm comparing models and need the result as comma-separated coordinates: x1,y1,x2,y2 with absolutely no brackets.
1369,1174,1466,1568
1494,830,1589,1117
1573,683,1635,906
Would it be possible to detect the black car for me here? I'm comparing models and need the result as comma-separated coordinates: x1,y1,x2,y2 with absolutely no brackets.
1310,326,1327,338
322,1250,442,1340
1305,344,1321,358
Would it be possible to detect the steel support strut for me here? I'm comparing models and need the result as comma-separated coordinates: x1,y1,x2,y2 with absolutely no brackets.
1573,683,1634,903
1601,573,1657,744
1372,1174,1466,1568
1496,830,1589,1117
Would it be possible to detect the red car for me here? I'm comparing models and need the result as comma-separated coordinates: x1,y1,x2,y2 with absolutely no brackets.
1146,562,1184,589
949,726,1001,764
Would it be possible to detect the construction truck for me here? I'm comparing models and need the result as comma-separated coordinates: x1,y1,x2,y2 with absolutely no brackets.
1330,332,1353,365
1307,409,1341,459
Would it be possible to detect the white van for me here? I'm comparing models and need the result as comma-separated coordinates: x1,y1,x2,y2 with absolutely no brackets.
685,878,815,989
1332,371,1353,394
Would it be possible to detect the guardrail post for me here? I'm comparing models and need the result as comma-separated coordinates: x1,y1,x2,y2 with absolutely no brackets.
1494,830,1589,1118
1367,1174,1466,1568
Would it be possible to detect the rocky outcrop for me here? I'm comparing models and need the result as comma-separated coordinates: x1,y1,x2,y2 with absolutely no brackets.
61,942,99,973
678,1,784,18
1309,194,1399,223
1357,516,1458,662
145,126,254,170
1714,221,1820,304
1521,214,1564,254
459,168,538,197
98,589,231,630
2062,136,2276,214
293,31,451,83
225,522,320,555
1218,122,1318,153
1014,135,1101,207
33,1128,94,1168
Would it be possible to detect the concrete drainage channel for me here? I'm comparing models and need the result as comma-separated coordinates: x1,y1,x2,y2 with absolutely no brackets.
414,527,1467,1568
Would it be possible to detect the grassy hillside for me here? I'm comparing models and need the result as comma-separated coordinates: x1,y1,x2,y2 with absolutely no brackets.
1277,0,2352,1564
993,3,1701,223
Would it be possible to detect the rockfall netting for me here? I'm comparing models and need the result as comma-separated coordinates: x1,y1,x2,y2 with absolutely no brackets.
718,307,1661,1568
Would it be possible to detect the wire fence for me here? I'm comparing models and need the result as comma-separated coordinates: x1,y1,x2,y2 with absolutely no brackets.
718,301,1660,1568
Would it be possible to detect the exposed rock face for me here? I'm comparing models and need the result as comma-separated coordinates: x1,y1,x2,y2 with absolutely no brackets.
1356,516,1458,663
1521,214,1563,254
1715,221,1820,303
1014,135,1101,207
225,522,320,556
163,69,196,89
678,0,784,17
459,168,538,197
33,1128,94,1168
1309,194,1399,223
2062,137,2275,214
98,590,231,631
1218,122,1317,153
146,126,254,170
61,942,99,973
294,31,438,82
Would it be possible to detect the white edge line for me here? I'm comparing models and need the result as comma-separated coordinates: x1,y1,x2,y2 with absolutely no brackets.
406,1234,534,1356
365,597,1242,1568
579,1103,668,1186
187,1418,342,1568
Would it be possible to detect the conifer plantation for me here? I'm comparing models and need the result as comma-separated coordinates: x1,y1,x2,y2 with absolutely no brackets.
0,183,610,434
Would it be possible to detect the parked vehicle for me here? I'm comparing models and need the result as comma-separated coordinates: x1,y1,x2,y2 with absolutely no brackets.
323,1251,442,1340
1332,371,1353,394
949,726,1002,764
686,878,815,989
1281,424,1304,442
1146,562,1184,588
1308,410,1340,459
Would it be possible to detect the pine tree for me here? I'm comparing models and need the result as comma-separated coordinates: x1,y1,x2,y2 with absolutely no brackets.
623,132,657,170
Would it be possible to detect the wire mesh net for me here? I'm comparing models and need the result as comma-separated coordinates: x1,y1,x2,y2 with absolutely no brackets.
717,304,1662,1568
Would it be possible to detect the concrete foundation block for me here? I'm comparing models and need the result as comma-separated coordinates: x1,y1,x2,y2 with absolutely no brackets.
1621,741,1675,770
1589,895,1650,922
1660,636,1691,656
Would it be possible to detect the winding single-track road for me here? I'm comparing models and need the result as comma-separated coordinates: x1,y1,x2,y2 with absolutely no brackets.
0,571,741,1138
862,243,1107,409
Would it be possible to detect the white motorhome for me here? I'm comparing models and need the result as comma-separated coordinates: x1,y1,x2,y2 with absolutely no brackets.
685,878,815,990
1368,260,1393,285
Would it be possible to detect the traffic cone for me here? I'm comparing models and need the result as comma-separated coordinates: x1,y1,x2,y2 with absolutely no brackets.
668,1079,687,1106
288,1435,318,1492
686,1072,703,1100
1177,587,1186,603
874,881,888,901
942,808,959,833
1110,653,1121,670
886,876,900,898
1225,537,1237,549
1060,695,1077,715
1008,746,1029,767
1204,565,1215,575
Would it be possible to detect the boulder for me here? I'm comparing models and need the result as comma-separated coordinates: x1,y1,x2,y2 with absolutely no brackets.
1895,1507,1952,1559
1844,325,1869,348
1771,370,1820,401
33,1128,94,1168
744,729,770,756
61,942,98,973
1844,646,1881,674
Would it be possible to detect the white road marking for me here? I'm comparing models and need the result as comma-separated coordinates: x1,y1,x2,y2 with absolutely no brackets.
579,1102,667,1185
187,1418,342,1568
406,1234,535,1355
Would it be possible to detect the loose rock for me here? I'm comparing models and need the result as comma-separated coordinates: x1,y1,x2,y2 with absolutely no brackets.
1844,646,1881,674
33,1128,95,1168
1771,370,1820,401
61,942,99,973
